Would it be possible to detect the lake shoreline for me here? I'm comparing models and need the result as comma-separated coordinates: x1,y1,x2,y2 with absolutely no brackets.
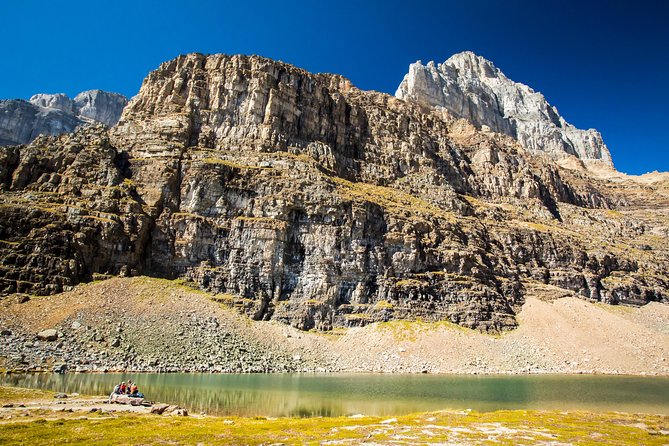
2,369,669,377
1,385,667,445
3,372,669,418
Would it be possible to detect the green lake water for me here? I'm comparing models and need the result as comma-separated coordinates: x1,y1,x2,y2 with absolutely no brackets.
2,373,668,417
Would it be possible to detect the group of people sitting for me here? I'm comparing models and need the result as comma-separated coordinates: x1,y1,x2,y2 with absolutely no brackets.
108,380,144,402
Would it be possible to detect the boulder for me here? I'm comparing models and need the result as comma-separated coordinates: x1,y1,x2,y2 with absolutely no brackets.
37,329,58,341
150,404,170,415
52,363,68,374
110,394,144,406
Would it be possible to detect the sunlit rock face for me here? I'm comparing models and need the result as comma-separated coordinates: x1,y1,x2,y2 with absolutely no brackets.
0,90,127,146
396,51,613,166
0,53,666,334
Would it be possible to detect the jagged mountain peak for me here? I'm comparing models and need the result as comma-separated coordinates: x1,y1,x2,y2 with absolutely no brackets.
396,52,613,167
0,89,128,146
29,93,74,113
73,90,129,127
444,51,501,76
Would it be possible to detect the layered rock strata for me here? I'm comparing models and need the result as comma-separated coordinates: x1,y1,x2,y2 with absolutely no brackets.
0,54,666,333
396,51,613,166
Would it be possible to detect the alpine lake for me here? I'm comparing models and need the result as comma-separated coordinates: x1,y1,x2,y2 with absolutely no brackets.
2,373,668,417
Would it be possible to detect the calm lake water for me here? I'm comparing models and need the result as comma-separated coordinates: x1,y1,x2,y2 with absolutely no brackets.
2,373,668,417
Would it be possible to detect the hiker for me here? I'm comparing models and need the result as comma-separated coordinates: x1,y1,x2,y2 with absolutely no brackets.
108,382,121,403
130,383,143,398
119,381,127,394
126,380,133,394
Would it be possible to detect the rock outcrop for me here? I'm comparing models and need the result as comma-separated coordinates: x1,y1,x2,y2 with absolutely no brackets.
395,51,613,166
0,100,82,146
73,90,128,127
0,53,666,334
0,90,127,146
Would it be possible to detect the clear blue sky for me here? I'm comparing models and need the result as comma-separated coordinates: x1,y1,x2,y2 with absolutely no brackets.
1,0,667,174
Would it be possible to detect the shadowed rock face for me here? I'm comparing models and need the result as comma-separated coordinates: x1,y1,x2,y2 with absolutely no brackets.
73,90,129,127
0,90,128,146
0,100,83,146
396,51,613,166
0,53,666,333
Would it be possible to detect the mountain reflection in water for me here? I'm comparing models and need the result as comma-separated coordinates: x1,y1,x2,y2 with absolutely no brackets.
2,373,668,417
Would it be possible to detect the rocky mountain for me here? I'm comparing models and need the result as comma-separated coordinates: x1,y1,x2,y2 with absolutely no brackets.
396,51,613,166
72,90,129,127
0,90,127,146
0,53,666,334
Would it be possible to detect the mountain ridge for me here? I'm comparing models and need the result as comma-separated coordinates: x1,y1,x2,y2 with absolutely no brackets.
0,90,127,146
0,52,666,335
396,51,614,168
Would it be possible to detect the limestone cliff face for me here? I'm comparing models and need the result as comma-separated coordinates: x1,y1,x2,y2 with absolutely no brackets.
396,52,613,166
73,90,129,127
0,100,82,146
0,54,666,333
0,90,127,146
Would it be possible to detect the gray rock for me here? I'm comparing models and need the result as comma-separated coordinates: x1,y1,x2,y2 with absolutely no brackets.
73,90,128,127
29,93,74,113
0,100,84,146
0,90,127,147
150,404,170,415
36,329,58,341
396,51,613,166
53,363,67,374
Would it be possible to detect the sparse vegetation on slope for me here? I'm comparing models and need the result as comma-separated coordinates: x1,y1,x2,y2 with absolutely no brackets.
0,277,667,375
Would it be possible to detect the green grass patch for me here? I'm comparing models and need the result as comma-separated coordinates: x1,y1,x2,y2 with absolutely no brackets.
395,279,425,287
0,408,665,445
0,386,56,404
